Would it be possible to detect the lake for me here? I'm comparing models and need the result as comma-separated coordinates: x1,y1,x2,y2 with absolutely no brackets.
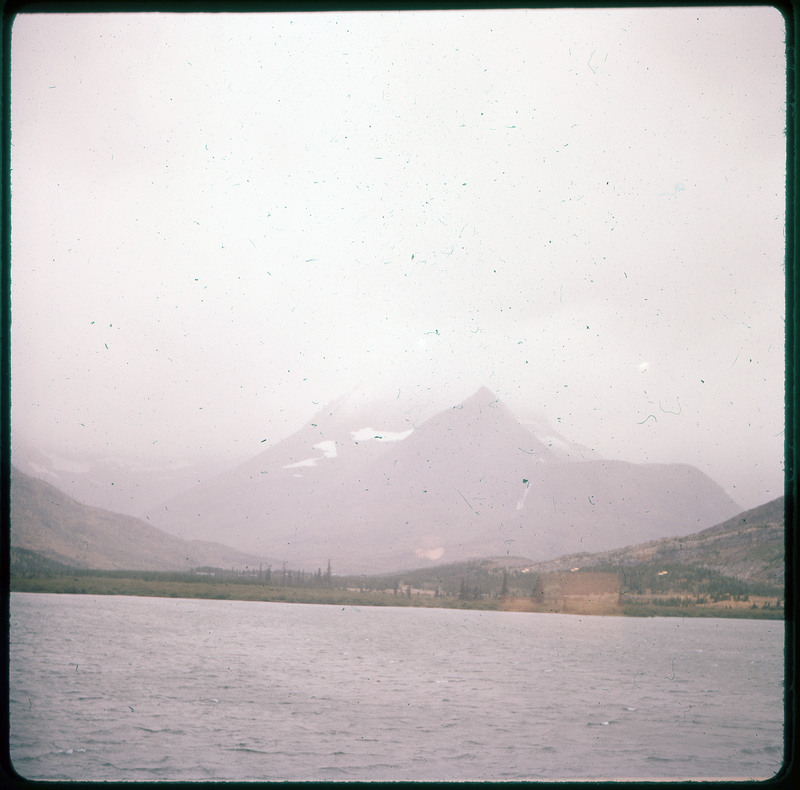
9,592,785,782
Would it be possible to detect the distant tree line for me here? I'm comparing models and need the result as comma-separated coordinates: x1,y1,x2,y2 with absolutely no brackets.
10,548,781,605
192,558,334,588
10,549,339,590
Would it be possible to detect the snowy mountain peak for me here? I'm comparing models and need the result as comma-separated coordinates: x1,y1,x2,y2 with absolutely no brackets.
350,428,414,443
143,384,742,574
457,386,500,410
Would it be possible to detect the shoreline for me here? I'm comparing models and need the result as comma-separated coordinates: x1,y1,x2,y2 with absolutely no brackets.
10,574,784,619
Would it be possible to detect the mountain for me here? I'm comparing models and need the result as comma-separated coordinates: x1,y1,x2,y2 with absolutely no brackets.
368,497,784,602
145,387,741,574
520,495,785,588
9,468,274,572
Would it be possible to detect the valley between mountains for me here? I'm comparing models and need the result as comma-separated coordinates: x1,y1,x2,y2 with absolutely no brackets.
10,387,784,616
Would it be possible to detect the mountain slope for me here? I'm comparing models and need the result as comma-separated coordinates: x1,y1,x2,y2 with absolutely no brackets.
521,496,784,587
146,388,741,574
140,393,425,557
10,468,273,572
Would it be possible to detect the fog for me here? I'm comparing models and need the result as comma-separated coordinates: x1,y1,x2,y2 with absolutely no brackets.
10,7,785,511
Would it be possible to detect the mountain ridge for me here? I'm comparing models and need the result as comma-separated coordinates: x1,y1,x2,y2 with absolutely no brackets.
10,467,274,572
517,496,784,587
9,463,779,588
144,387,741,573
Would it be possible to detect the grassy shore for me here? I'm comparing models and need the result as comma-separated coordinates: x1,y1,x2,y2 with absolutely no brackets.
10,574,784,618
620,595,784,619
9,574,498,610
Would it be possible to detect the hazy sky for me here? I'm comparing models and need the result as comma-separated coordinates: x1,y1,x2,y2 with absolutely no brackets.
10,7,785,510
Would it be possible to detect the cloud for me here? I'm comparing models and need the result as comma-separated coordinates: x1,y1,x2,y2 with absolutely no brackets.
9,8,785,511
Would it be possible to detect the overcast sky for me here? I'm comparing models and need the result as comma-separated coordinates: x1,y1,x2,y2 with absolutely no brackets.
10,7,786,510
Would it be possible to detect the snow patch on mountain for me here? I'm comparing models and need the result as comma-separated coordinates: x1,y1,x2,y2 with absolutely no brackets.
519,418,600,462
283,457,320,469
283,439,337,469
351,427,414,443
516,479,531,511
282,440,338,469
314,440,338,458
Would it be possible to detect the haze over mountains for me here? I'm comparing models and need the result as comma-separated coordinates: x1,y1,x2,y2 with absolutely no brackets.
11,443,224,520
10,468,271,572
117,387,740,574
10,461,784,591
11,387,747,574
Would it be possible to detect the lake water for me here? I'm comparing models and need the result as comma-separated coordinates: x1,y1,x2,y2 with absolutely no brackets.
9,592,785,782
